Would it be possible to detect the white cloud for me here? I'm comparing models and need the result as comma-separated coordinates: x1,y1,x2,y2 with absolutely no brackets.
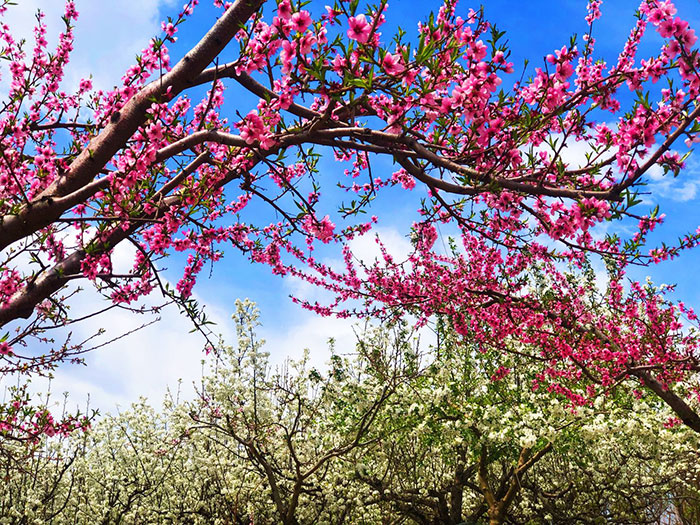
524,132,601,172
528,132,700,220
347,227,413,267
17,286,217,415
0,228,419,418
261,226,418,371
0,222,235,415
547,133,700,205
645,156,700,203
1,0,176,92
0,0,190,414
283,226,413,307
262,310,359,367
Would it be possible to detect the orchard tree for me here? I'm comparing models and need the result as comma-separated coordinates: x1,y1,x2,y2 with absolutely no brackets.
347,318,700,525
1,0,700,443
185,300,397,525
3,304,699,524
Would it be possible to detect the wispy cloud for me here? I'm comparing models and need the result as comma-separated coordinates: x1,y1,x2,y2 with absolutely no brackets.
22,287,217,415
645,156,700,204
2,0,175,92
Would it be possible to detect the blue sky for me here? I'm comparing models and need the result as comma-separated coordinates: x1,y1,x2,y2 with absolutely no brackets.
4,0,700,415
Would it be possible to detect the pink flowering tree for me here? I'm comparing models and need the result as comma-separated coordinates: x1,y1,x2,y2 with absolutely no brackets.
0,0,699,447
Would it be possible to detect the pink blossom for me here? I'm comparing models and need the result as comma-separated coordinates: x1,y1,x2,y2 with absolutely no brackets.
161,21,177,38
302,214,336,243
491,366,511,381
290,11,311,33
277,0,292,20
347,14,371,43
325,6,339,23
585,0,602,24
280,40,296,73
382,52,404,75
331,54,347,75
391,168,415,190
146,121,164,142
237,110,273,147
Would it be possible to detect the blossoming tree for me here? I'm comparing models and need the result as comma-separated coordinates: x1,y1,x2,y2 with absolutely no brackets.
3,305,699,523
1,0,699,443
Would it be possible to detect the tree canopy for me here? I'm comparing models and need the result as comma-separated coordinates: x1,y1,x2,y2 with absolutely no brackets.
3,302,699,524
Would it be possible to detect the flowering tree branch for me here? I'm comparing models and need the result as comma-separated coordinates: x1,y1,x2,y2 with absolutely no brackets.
0,0,699,444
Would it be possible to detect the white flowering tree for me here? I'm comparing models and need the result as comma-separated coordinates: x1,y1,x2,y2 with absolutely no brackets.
3,301,700,524
348,320,700,524
182,299,399,524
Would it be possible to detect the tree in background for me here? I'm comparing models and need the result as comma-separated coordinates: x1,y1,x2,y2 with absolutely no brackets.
2,302,699,524
1,0,699,444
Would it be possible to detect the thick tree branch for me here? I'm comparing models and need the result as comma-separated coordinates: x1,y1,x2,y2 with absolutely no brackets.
633,370,700,433
0,153,213,328
0,0,266,251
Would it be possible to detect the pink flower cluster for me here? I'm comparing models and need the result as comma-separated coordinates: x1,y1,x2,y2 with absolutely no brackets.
0,0,699,440
302,214,336,245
